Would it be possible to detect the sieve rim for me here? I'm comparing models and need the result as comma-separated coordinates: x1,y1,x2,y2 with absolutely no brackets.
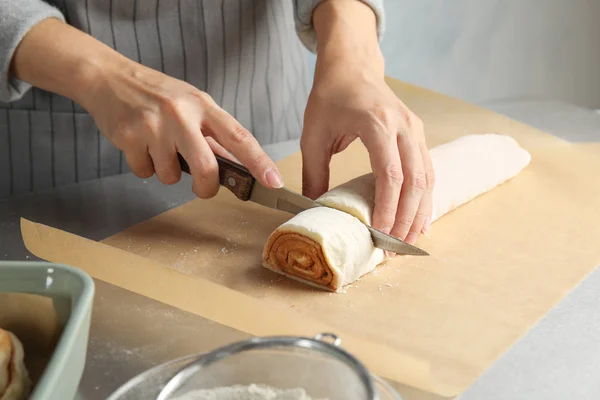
156,332,378,400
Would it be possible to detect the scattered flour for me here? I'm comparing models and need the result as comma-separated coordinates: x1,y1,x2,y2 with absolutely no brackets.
219,243,240,255
171,384,326,400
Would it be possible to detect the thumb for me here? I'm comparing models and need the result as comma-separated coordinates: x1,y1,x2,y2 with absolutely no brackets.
301,140,332,200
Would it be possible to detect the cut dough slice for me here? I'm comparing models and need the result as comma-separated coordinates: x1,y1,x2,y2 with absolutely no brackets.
263,133,532,292
0,329,31,400
263,207,385,291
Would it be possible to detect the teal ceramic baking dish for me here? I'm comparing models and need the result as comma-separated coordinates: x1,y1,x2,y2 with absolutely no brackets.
0,261,95,400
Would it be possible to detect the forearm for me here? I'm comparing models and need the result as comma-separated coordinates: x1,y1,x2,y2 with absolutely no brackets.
312,0,384,81
10,18,132,109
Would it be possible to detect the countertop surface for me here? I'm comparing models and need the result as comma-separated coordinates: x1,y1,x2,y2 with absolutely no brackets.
1,100,599,399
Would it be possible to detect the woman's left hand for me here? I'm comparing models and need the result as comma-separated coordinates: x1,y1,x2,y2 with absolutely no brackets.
301,63,435,245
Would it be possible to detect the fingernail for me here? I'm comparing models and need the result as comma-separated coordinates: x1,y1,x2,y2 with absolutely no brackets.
405,232,419,245
421,216,431,235
265,168,284,188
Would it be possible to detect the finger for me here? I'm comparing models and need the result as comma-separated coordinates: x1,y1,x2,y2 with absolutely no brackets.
204,106,283,189
205,136,240,164
178,128,220,199
124,147,155,179
148,140,181,185
418,143,435,235
301,135,332,200
405,143,434,244
390,133,426,241
113,128,155,178
360,133,403,234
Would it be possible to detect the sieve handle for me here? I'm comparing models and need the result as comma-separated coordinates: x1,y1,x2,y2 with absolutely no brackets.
314,332,342,347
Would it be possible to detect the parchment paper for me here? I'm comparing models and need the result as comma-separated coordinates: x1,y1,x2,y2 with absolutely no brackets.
21,78,600,397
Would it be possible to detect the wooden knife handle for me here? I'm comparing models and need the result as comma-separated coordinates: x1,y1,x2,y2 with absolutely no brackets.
177,153,255,201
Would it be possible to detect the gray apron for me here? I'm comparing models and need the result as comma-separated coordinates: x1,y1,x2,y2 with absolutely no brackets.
0,0,310,198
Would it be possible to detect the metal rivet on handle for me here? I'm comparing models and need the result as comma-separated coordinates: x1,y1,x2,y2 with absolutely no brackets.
228,177,236,187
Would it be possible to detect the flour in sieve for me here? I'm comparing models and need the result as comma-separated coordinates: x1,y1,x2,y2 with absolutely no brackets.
170,384,327,400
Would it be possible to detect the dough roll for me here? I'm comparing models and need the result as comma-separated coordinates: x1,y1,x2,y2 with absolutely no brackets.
0,329,31,400
263,134,531,292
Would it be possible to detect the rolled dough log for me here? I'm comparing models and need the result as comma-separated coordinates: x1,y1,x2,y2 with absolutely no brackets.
263,134,531,292
0,329,31,400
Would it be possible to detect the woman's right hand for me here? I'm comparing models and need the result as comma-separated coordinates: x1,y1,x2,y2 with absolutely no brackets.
11,18,283,198
83,63,284,198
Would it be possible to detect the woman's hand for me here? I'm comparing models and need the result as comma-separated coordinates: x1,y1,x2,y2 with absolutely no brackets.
11,18,283,198
84,63,283,198
304,0,435,244
302,69,434,244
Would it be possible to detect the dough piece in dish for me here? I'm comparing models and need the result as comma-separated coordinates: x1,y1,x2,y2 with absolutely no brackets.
263,133,531,292
0,330,9,395
0,329,31,400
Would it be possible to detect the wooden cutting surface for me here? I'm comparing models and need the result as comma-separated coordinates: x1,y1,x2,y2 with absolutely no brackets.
21,78,600,397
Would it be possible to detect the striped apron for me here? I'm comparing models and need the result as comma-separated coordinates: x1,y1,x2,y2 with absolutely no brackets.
0,0,310,198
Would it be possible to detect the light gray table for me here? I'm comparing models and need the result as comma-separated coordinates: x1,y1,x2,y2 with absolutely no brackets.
1,100,599,399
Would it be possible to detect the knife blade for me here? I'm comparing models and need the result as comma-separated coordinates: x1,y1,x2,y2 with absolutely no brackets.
177,153,429,256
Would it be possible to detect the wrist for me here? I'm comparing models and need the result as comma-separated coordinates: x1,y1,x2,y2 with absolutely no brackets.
70,50,135,111
313,1,384,81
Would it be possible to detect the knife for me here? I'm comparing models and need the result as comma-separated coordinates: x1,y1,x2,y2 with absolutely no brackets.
177,153,429,256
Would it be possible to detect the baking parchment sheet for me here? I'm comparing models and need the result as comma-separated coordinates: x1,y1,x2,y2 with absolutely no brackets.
21,78,600,396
